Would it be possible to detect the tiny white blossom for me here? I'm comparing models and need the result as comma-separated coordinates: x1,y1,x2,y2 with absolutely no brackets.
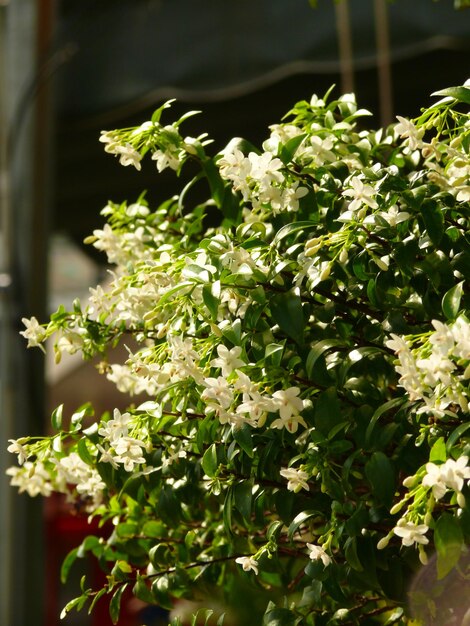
272,387,306,420
113,436,147,472
280,467,310,492
342,176,378,213
20,317,46,350
440,456,470,493
422,462,448,500
306,543,331,566
393,519,429,546
235,556,259,574
210,345,245,377
395,116,424,150
114,143,143,170
7,461,52,497
7,438,29,465
98,408,132,442
201,376,234,409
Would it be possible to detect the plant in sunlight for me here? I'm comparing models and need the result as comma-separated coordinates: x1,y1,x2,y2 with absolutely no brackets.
7,82,470,625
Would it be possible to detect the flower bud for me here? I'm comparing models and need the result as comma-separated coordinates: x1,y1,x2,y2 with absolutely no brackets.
377,535,390,550
339,248,348,264
390,501,404,515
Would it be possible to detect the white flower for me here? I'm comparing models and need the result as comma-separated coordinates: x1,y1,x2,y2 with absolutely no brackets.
235,556,259,574
422,462,448,500
385,333,410,354
307,135,336,165
270,412,307,434
248,151,284,189
416,352,455,387
201,376,234,410
113,436,147,472
114,143,143,170
20,317,46,350
7,438,29,465
440,456,470,493
55,452,91,487
281,183,309,213
218,147,251,198
151,148,181,172
98,408,132,442
96,444,119,469
162,448,187,469
450,316,470,360
342,176,378,213
393,519,429,546
126,203,150,217
210,345,245,377
306,543,331,566
365,204,410,228
271,387,305,420
395,116,424,150
7,461,53,497
429,319,455,355
280,467,310,492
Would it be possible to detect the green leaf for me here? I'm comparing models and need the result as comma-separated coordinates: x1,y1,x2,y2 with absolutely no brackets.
234,480,253,521
142,520,163,539
233,423,254,458
133,576,154,604
365,451,395,507
270,290,305,345
446,421,470,451
51,404,63,430
151,575,173,610
442,281,464,320
344,537,363,571
59,593,89,619
288,510,317,542
420,200,444,246
61,547,79,584
429,437,447,463
88,588,107,615
305,339,344,380
157,486,182,525
434,513,463,579
202,282,220,320
365,397,404,447
279,133,307,165
223,486,234,536
265,342,285,367
77,437,94,466
202,443,219,477
432,86,470,104
263,607,297,626
109,583,128,625
313,387,342,435
272,221,317,247
151,99,175,123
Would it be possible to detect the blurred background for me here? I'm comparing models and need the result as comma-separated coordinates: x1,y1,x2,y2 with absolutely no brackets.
0,1,469,624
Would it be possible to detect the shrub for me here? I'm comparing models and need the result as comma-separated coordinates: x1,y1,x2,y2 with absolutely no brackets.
8,83,470,625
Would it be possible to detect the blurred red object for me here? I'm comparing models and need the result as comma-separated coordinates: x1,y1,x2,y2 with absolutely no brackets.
44,493,138,626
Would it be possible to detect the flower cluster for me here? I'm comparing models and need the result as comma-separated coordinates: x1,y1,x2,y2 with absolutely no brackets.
7,84,470,625
386,316,470,418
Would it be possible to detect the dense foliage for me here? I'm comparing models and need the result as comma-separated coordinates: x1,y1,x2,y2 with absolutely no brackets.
7,83,470,625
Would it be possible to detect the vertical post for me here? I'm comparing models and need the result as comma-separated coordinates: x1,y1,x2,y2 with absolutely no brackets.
0,4,13,625
334,0,355,94
374,0,393,126
0,0,54,623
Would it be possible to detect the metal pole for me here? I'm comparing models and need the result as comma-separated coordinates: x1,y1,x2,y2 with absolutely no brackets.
1,1,48,624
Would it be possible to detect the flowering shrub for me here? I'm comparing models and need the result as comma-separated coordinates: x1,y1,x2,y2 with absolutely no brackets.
7,84,470,625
